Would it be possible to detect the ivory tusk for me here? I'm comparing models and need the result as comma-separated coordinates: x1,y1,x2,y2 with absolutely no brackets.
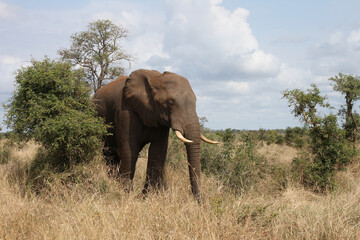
201,134,219,144
175,131,193,143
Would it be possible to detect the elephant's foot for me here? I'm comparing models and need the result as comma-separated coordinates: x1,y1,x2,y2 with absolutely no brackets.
194,193,203,204
142,180,167,196
106,163,120,178
121,178,133,193
106,166,134,192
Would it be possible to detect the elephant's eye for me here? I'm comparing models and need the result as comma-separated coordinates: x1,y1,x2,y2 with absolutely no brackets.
167,99,174,107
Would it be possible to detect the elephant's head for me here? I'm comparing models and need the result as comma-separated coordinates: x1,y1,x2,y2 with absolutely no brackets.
123,69,217,201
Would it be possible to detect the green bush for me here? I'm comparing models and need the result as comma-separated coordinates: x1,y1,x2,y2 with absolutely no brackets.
227,134,267,192
166,131,187,168
275,134,285,145
285,127,309,148
309,115,353,189
0,127,11,164
26,149,110,195
3,57,106,172
291,115,353,191
0,146,11,164
283,84,354,192
256,129,285,145
201,132,266,193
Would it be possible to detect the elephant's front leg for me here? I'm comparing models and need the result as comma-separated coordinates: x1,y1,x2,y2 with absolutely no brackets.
143,127,169,194
118,141,139,190
116,110,141,191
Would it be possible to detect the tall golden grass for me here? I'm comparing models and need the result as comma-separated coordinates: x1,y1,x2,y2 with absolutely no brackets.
1,142,360,239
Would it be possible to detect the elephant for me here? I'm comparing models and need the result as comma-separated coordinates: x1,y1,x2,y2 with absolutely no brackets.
93,69,218,202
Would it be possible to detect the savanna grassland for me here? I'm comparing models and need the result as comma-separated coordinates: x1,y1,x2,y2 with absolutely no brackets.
1,131,360,240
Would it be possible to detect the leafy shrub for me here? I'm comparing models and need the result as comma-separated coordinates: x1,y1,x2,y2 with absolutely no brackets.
257,129,285,145
3,57,106,177
291,115,353,191
0,145,11,165
37,110,105,165
283,84,354,191
309,115,353,190
0,127,11,164
226,134,267,192
166,131,188,168
275,134,285,145
285,127,309,148
201,132,266,193
26,149,111,195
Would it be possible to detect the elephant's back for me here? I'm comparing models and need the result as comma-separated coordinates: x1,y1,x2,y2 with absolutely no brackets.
93,76,128,121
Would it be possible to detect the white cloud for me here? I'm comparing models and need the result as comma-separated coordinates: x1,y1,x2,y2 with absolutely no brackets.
274,64,311,89
328,31,343,45
272,34,309,44
157,0,280,79
91,11,115,21
0,55,23,92
1,56,22,65
348,29,360,49
0,2,17,19
226,81,250,94
309,29,360,76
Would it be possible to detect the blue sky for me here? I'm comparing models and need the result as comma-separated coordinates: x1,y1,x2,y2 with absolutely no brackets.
1,0,360,130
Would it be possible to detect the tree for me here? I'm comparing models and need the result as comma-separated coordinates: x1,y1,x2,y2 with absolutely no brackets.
282,84,331,127
4,57,106,166
282,84,352,191
58,19,132,93
199,116,208,131
329,73,360,147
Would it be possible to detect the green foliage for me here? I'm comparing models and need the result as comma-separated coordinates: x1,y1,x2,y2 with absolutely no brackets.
220,128,236,144
258,129,285,145
201,132,266,193
37,110,106,164
292,115,353,191
283,84,353,192
330,73,360,145
26,150,110,195
330,73,360,102
285,127,309,148
0,127,12,164
199,116,208,131
166,130,187,168
226,134,267,192
58,19,132,92
310,115,353,167
282,84,331,126
0,145,11,165
4,57,106,170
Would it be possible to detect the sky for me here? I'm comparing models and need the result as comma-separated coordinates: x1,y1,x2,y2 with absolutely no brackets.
1,0,360,130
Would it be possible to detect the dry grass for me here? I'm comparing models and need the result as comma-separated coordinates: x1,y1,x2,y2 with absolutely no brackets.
1,142,360,239
257,143,298,165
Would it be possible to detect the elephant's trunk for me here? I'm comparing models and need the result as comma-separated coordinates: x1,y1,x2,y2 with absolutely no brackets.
184,121,202,202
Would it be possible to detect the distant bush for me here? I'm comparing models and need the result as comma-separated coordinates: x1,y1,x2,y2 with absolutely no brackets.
0,127,12,164
257,129,285,145
166,131,187,168
3,57,106,178
200,132,267,193
285,127,309,148
0,145,11,165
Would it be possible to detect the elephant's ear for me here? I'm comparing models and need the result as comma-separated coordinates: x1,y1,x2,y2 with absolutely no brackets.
123,70,159,127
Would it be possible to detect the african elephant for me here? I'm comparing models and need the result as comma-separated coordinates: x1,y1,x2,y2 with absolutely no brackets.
93,69,218,201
